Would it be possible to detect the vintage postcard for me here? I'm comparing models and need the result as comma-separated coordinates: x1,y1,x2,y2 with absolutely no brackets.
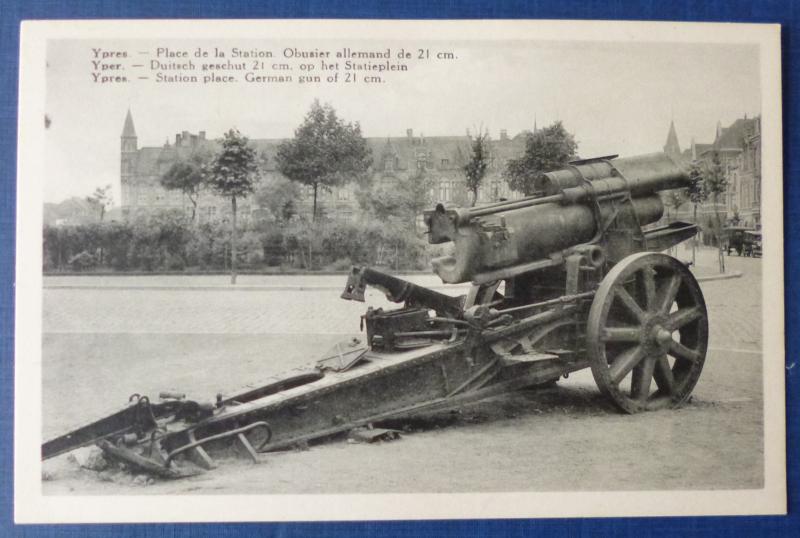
15,19,785,522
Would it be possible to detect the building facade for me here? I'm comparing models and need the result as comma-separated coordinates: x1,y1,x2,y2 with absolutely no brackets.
688,116,762,228
121,110,259,222
119,111,527,223
662,116,762,230
122,111,761,230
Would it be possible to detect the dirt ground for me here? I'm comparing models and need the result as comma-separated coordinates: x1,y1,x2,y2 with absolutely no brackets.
40,249,764,495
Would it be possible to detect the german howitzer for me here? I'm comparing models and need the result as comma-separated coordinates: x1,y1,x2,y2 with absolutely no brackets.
42,152,708,479
425,152,696,284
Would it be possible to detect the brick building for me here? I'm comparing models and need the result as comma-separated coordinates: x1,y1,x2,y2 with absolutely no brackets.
119,110,527,223
121,110,763,230
688,115,762,228
661,116,762,230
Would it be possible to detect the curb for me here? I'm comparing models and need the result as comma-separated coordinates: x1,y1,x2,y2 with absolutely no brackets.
695,271,743,283
43,284,474,292
43,274,742,291
44,285,360,292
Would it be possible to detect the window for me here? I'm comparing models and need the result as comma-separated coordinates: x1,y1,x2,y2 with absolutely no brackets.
416,149,428,171
491,181,501,201
337,188,349,201
441,158,449,167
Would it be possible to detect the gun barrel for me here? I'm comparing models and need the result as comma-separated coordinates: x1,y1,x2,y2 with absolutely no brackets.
536,152,688,196
424,152,691,284
462,193,565,221
440,152,687,227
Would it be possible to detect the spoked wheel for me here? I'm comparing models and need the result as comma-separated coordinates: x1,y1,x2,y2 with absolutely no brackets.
586,252,708,413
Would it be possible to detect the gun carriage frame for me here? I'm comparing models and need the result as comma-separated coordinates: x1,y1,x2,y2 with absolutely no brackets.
42,152,709,478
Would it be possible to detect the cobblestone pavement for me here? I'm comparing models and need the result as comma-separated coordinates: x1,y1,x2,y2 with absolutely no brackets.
40,247,767,493
43,247,762,351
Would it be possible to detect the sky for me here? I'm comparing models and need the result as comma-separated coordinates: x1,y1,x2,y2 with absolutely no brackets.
44,38,761,204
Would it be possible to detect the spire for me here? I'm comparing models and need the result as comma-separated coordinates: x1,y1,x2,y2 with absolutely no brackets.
122,109,137,138
121,109,138,153
533,114,538,133
663,120,681,158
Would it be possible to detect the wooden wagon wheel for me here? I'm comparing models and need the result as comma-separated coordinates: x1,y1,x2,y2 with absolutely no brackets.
586,252,708,413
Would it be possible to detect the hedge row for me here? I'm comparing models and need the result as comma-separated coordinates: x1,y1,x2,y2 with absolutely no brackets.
43,212,436,273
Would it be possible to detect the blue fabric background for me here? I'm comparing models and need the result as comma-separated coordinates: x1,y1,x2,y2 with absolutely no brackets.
0,1,796,536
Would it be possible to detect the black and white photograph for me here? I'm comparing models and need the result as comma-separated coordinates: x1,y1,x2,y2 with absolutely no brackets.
14,19,785,522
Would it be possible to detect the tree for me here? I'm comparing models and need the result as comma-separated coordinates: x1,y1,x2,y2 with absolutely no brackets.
401,168,435,218
160,149,211,222
254,175,300,225
504,121,578,195
686,160,708,267
702,151,728,273
463,129,490,206
84,185,114,265
86,184,113,221
358,168,434,225
206,129,258,284
662,189,686,256
663,189,685,221
276,100,372,221
355,169,434,269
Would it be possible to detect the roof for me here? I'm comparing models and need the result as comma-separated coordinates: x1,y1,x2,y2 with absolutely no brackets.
664,121,681,154
131,132,528,176
366,135,472,172
714,117,759,150
692,143,715,158
690,116,761,159
121,109,137,138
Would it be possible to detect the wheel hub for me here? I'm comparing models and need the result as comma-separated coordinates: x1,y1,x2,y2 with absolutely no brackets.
641,314,672,353
651,326,673,351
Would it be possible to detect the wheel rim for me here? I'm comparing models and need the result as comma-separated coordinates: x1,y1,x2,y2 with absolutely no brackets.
587,252,708,413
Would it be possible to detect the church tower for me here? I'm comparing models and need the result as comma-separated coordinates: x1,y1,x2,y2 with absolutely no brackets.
663,120,681,159
121,109,138,213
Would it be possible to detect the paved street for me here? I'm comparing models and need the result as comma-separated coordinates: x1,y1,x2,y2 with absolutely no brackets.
42,246,762,350
39,247,766,493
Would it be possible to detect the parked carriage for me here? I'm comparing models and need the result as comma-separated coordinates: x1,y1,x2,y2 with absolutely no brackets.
743,230,762,257
724,226,756,256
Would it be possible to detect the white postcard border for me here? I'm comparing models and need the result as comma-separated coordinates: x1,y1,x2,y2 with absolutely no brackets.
14,19,786,523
